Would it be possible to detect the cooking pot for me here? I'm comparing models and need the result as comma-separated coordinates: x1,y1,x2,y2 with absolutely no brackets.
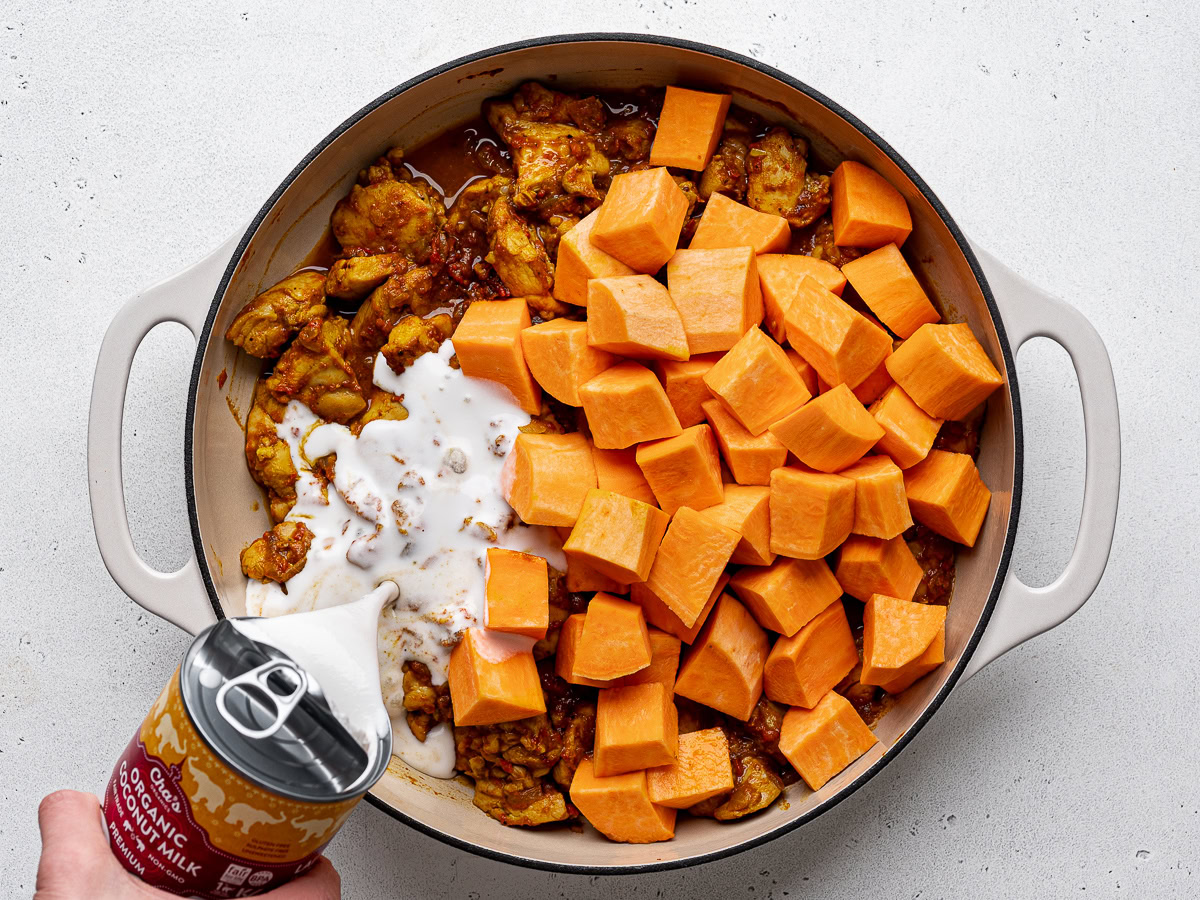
87,34,1120,872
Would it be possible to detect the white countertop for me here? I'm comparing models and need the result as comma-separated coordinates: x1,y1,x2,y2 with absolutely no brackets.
2,1,1197,897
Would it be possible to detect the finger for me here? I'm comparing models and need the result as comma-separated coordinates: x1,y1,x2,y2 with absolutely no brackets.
264,856,341,900
36,791,112,893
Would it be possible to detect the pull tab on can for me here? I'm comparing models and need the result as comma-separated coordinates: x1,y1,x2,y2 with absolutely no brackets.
215,658,309,740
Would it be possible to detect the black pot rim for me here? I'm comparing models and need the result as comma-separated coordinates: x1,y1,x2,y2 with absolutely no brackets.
183,31,1023,877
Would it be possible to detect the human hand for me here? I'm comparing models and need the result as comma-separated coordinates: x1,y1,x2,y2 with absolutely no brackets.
34,791,341,899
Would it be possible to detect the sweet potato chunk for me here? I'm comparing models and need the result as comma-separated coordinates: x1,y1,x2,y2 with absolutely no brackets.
701,398,788,486
690,192,790,254
666,247,764,353
784,348,821,397
619,629,683,689
830,160,912,249
587,275,689,361
674,594,769,720
646,727,734,808
569,758,677,844
595,681,679,775
556,614,617,688
592,446,658,506
850,353,895,405
579,362,683,449
861,593,947,686
448,628,546,726
635,425,725,516
769,468,856,560
730,556,843,637
631,574,730,645
521,319,615,406
886,323,1003,420
778,691,878,790
644,508,740,629
655,354,722,428
591,167,690,273
451,298,541,414
575,593,653,681
763,601,859,708
783,276,893,390
876,625,945,694
758,254,846,343
553,209,635,306
841,243,939,339
559,528,627,594
649,86,731,171
840,455,913,539
903,450,992,546
703,327,811,435
768,383,884,473
485,548,548,639
870,384,944,469
835,534,923,602
502,432,597,526
698,484,774,566
564,489,670,583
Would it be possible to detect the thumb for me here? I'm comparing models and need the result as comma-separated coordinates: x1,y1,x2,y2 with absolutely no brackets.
262,856,341,900
37,791,111,865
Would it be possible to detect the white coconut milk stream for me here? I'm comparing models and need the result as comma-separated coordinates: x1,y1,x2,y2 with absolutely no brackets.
244,342,563,778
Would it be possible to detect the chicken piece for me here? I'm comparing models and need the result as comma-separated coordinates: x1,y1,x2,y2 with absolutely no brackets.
513,82,607,133
486,197,555,297
350,387,408,435
710,753,785,821
746,127,832,229
486,99,610,218
401,661,453,742
324,253,409,301
603,117,655,162
345,265,435,383
240,521,313,584
672,175,700,219
330,149,446,261
266,316,366,423
470,775,571,827
805,216,864,268
380,313,453,375
244,379,299,522
225,271,328,359
699,132,751,202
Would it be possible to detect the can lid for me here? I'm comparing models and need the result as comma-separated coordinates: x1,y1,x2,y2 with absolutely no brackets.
181,620,391,804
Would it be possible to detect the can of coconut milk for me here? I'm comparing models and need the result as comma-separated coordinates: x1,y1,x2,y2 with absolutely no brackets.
102,620,391,897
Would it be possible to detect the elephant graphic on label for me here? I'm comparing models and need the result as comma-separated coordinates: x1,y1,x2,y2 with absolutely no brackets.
149,684,170,722
290,816,334,843
185,765,226,814
224,803,286,834
153,713,187,757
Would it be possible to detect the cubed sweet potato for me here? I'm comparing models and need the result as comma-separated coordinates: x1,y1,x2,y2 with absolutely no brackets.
903,450,992,546
876,625,945,694
769,467,856,560
635,424,725,515
595,681,679,776
701,398,788,486
674,593,769,720
451,298,541,414
655,354,723,428
830,160,912,249
704,327,811,435
690,192,790,254
784,348,821,397
569,757,677,844
575,592,653,681
763,601,859,709
587,275,690,361
839,455,913,539
666,247,764,354
630,574,730,645
835,534,923,602
484,548,548,639
850,352,895,405
870,383,944,469
649,86,731,171
646,727,734,808
556,614,617,688
783,276,892,390
448,628,546,726
758,254,847,343
729,556,843,636
592,445,658,506
860,593,947,686
768,383,884,473
619,629,683,689
778,691,878,790
698,483,774,566
841,243,940,339
886,323,1004,420
644,507,740,628
502,432,597,526
553,209,636,307
521,319,615,406
564,489,670,583
579,362,683,449
591,167,690,273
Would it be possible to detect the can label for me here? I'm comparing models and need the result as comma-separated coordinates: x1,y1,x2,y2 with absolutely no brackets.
103,668,360,898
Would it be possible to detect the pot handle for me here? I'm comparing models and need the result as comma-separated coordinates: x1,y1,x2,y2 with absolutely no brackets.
88,232,242,636
962,244,1120,680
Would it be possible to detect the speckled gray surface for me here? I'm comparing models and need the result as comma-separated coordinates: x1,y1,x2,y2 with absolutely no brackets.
2,1,1198,897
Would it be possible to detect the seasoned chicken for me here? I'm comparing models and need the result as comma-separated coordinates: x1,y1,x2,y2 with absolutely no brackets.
512,82,607,133
244,380,299,522
486,99,610,219
240,521,313,584
225,271,327,359
324,253,409,301
380,313,453,375
400,660,452,742
699,120,753,201
330,149,446,261
344,265,435,383
746,127,832,229
806,216,864,268
603,117,655,162
486,196,555,297
266,316,366,423
350,387,408,435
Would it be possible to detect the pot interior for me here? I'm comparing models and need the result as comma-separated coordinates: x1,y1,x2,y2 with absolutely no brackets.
188,37,1017,870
